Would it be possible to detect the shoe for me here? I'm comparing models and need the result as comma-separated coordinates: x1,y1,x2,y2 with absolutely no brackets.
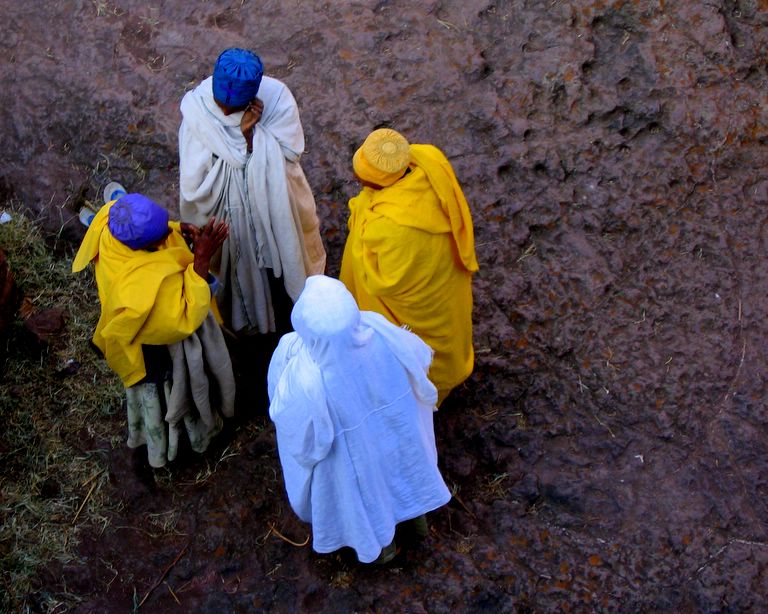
78,205,98,227
409,514,429,539
103,181,127,204
372,540,399,565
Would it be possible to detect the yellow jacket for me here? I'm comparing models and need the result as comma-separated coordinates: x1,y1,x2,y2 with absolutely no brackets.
72,203,211,387
340,144,478,402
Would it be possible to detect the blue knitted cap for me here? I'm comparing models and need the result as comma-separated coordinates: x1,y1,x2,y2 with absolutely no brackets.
108,194,169,250
212,48,263,107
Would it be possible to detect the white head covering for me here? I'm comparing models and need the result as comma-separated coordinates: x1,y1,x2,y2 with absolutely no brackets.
287,275,437,405
290,275,367,364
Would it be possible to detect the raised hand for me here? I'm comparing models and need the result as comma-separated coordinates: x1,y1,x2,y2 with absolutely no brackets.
240,97,264,153
180,222,199,247
192,217,229,279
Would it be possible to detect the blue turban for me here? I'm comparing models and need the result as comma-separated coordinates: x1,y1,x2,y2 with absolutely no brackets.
212,48,263,107
108,194,170,250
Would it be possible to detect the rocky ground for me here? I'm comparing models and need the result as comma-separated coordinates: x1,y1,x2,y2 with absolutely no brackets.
3,0,768,611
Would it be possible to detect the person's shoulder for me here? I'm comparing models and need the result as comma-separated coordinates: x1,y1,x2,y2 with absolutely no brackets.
180,76,217,119
410,144,456,176
261,75,290,92
262,74,285,84
411,143,447,159
275,331,303,357
258,76,298,108
183,76,212,99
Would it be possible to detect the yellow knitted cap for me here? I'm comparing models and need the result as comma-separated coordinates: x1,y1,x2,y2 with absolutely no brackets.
353,129,411,187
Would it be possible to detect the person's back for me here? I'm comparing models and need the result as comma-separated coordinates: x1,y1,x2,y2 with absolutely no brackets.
312,327,442,514
268,275,450,563
340,129,478,405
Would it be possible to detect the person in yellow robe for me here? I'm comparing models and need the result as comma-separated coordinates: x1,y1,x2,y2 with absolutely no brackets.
73,191,234,467
339,129,478,405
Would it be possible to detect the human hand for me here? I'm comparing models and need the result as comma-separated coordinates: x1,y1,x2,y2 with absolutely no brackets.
180,222,199,247
192,217,229,279
240,98,264,153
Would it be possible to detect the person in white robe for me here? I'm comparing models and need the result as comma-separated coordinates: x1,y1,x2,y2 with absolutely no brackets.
179,48,326,335
267,275,451,564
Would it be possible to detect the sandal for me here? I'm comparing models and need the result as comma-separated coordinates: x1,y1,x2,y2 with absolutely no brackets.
103,181,127,204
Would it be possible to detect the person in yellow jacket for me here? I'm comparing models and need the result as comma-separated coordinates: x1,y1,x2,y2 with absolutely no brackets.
339,129,478,405
73,190,233,467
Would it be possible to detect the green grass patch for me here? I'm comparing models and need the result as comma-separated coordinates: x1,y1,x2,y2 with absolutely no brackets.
0,202,123,612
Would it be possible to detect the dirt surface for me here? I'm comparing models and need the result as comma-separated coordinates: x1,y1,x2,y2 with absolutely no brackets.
4,0,768,611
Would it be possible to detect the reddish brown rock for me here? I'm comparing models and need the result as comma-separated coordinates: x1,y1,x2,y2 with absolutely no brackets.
3,1,768,611
22,307,67,347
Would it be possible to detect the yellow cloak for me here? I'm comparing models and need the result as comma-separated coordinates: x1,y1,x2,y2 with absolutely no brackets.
340,144,478,403
72,203,211,387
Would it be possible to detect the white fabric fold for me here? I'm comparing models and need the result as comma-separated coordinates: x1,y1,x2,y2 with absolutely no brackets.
179,76,326,333
167,311,236,429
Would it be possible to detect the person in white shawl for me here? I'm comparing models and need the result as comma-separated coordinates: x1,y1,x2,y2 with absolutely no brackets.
179,48,326,335
267,275,451,564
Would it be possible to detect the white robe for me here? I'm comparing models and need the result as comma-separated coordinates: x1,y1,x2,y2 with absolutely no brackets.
179,76,326,333
267,277,451,563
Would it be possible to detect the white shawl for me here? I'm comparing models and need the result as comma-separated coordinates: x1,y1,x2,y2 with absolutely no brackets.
179,76,326,333
267,276,451,563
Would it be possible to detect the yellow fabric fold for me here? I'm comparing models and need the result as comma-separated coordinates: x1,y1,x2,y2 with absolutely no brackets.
340,144,477,400
409,145,478,273
73,202,211,387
